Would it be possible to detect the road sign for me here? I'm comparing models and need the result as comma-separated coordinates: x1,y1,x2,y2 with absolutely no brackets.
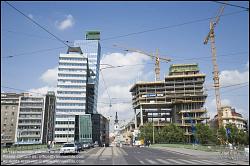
226,128,231,137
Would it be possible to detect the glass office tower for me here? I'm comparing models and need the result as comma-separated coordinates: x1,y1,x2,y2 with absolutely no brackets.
74,31,101,114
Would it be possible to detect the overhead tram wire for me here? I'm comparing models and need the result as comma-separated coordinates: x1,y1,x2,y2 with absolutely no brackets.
4,1,70,47
100,70,112,107
213,1,249,11
99,51,247,70
12,8,243,48
1,86,47,96
2,29,73,43
2,46,67,58
98,9,247,42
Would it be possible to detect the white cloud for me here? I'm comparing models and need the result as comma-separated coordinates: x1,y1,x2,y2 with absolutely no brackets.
40,67,58,86
219,68,249,87
28,14,34,19
97,52,151,125
55,14,75,30
206,98,248,119
29,86,56,96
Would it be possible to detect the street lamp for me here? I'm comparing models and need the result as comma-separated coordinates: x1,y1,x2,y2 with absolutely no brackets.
152,112,155,144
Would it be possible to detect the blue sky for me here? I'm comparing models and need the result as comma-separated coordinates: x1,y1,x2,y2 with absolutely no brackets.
1,1,249,126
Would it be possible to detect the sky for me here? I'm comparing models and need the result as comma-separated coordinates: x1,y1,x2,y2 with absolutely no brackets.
1,1,249,131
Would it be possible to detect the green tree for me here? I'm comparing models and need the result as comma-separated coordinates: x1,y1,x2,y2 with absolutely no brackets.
194,123,215,145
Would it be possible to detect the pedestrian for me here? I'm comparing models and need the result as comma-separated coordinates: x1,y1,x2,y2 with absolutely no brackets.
148,140,151,147
47,141,51,153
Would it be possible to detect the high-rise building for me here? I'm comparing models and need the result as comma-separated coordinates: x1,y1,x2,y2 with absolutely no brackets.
42,91,56,144
55,47,89,143
74,31,101,114
1,93,24,146
16,94,45,144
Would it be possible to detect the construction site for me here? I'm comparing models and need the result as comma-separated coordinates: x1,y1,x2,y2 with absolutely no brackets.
129,64,210,143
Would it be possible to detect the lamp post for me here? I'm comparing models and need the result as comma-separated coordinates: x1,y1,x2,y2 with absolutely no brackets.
152,112,155,144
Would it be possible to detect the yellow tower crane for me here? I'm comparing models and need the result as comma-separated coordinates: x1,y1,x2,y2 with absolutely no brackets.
113,44,171,81
204,2,227,129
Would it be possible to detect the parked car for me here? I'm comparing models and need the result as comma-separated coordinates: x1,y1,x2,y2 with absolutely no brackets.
94,141,99,147
82,141,91,149
89,141,94,148
75,142,83,152
60,143,78,155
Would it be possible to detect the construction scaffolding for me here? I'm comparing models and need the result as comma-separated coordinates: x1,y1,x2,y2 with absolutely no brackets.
130,64,210,143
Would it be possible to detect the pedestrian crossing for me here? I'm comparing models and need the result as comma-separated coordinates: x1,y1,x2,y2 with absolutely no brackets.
138,158,236,165
1,147,240,165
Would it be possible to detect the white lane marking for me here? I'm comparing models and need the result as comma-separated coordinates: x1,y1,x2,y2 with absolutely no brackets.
156,158,171,164
120,148,128,156
145,158,158,164
167,158,185,164
139,160,145,164
200,160,228,165
178,159,200,165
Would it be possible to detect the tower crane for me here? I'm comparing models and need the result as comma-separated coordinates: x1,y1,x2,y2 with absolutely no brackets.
204,2,227,129
113,44,171,81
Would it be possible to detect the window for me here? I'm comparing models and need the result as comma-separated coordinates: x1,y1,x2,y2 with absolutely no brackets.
12,112,15,115
5,106,9,109
12,106,15,110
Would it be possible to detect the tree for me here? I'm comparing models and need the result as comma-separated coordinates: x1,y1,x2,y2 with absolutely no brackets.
194,123,215,145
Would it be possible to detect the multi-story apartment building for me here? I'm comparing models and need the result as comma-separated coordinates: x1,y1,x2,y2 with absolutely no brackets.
55,47,90,143
1,93,24,146
74,31,101,114
130,64,209,142
16,94,45,144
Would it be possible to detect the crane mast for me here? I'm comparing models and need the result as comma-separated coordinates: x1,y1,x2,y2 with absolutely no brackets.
204,3,226,129
155,48,160,81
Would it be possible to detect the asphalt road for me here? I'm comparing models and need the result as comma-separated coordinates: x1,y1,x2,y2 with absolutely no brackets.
1,146,242,165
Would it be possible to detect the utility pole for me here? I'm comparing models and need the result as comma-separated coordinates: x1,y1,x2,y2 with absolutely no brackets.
204,3,226,129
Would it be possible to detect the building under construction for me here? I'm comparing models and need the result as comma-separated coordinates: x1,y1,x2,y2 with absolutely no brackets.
130,63,209,142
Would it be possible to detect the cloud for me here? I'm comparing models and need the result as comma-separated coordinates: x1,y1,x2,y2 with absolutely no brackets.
29,86,56,96
55,14,75,30
219,67,249,87
28,14,34,19
40,67,58,86
97,52,151,126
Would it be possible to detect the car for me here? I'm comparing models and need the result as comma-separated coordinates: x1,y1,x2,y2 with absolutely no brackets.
82,141,91,149
60,143,78,155
75,142,83,152
89,141,94,148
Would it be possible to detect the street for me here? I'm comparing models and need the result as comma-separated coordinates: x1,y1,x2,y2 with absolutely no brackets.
2,146,246,165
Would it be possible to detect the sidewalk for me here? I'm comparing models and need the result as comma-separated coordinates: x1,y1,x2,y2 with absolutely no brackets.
151,146,249,165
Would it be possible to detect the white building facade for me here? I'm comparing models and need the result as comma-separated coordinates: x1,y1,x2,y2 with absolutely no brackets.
16,94,45,144
55,47,88,143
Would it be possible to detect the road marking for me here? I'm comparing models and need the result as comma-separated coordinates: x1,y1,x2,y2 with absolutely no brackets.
145,158,158,164
200,160,227,165
177,159,200,165
119,148,128,155
167,158,185,164
139,160,145,164
156,158,171,164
